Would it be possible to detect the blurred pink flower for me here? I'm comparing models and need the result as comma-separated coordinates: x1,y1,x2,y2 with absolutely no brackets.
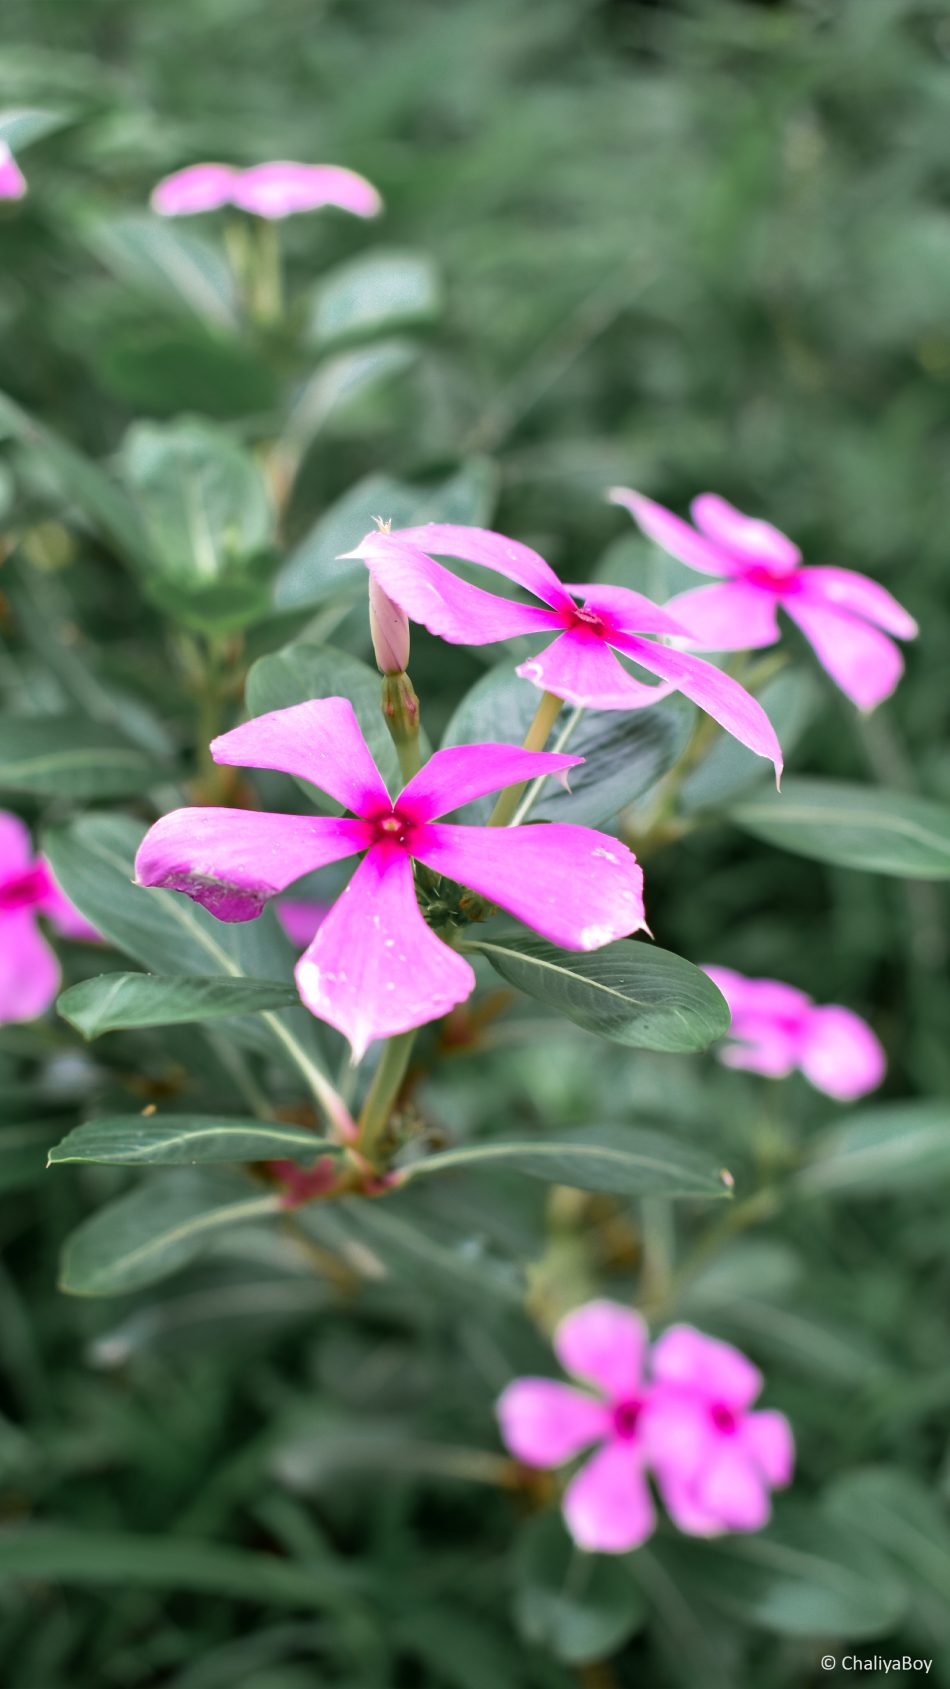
344,523,782,778
134,698,646,1059
276,899,329,949
0,811,99,1022
151,161,381,220
498,1301,657,1552
703,964,885,1100
0,142,27,201
609,489,917,711
642,1325,794,1536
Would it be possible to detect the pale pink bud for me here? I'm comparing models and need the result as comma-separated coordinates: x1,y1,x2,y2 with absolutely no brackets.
369,576,410,675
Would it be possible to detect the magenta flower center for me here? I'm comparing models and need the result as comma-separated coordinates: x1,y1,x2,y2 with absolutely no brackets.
611,1398,643,1441
710,1402,738,1435
743,563,802,596
0,862,49,913
371,811,416,850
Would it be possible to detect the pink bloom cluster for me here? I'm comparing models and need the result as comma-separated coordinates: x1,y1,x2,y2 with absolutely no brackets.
498,1301,793,1553
151,161,381,221
345,523,783,777
134,698,647,1060
0,142,26,201
0,811,98,1022
611,489,917,711
704,965,885,1100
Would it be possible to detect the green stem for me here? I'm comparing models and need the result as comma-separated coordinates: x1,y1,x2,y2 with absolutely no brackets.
381,671,421,785
488,690,563,827
510,704,584,826
356,1030,416,1165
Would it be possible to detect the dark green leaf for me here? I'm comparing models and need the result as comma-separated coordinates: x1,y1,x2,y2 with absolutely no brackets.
48,1115,337,1167
399,1126,731,1199
797,1101,950,1198
88,214,238,327
59,1170,283,1295
513,1514,646,1665
825,1466,950,1640
0,109,68,150
0,1121,64,1193
57,973,299,1038
310,248,442,345
117,418,273,585
730,778,950,877
467,935,730,1051
245,642,407,804
0,715,164,799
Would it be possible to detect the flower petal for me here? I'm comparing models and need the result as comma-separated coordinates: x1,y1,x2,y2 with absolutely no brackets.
230,162,381,220
563,583,690,639
695,1442,772,1532
294,847,475,1059
782,597,904,710
398,743,582,823
690,494,801,577
797,566,917,639
612,635,783,778
650,1326,763,1410
0,810,33,877
348,532,559,645
654,1472,725,1537
496,1379,610,1467
554,1300,648,1399
211,699,390,817
702,966,811,1025
384,522,573,610
516,631,676,710
608,487,737,577
276,899,329,949
151,163,238,216
0,144,26,202
562,1439,656,1553
797,1004,885,1100
741,1409,794,1488
36,867,100,942
663,581,781,651
640,1390,712,1481
135,810,371,922
719,1017,803,1079
0,911,60,1022
411,822,646,950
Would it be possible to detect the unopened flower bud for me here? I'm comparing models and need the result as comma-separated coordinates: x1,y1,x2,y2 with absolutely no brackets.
369,577,410,676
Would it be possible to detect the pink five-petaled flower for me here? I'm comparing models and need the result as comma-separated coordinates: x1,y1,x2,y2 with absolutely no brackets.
133,698,647,1060
641,1325,794,1537
703,965,885,1101
0,810,99,1022
150,161,382,221
497,1301,658,1553
609,489,918,712
343,523,782,778
0,142,27,201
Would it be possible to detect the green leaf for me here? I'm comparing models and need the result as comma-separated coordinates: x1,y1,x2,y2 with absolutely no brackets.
286,338,418,442
94,314,278,418
681,667,822,811
443,663,693,824
399,1126,731,1199
729,778,950,877
245,642,408,805
310,248,442,346
651,1502,907,1638
59,1169,283,1295
467,935,730,1052
825,1467,950,1640
0,715,164,799
0,108,68,150
0,1524,357,1607
797,1101,950,1198
88,214,238,328
48,1115,337,1167
0,1121,64,1193
274,460,496,609
513,1514,646,1666
57,973,300,1039
117,418,273,586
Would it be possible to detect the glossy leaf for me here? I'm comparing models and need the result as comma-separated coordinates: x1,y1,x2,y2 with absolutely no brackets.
513,1514,646,1666
467,935,730,1051
48,1115,337,1167
0,715,164,799
399,1126,731,1200
730,778,950,877
57,972,299,1038
59,1169,283,1295
311,248,442,345
797,1101,950,1197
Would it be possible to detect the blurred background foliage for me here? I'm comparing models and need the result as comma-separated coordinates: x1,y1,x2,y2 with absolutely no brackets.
2,0,950,1684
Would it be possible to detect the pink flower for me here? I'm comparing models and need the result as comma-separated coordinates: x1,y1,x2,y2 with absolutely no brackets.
703,965,885,1101
609,489,917,711
642,1325,794,1536
276,899,329,949
0,811,99,1023
151,161,382,220
0,142,26,201
134,698,647,1060
497,1301,658,1552
343,523,782,778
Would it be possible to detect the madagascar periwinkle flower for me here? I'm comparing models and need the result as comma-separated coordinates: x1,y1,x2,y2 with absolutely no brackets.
0,142,26,201
0,810,99,1022
151,161,382,221
610,489,917,711
369,576,411,676
497,1301,793,1553
134,698,647,1059
344,523,783,777
703,965,885,1101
